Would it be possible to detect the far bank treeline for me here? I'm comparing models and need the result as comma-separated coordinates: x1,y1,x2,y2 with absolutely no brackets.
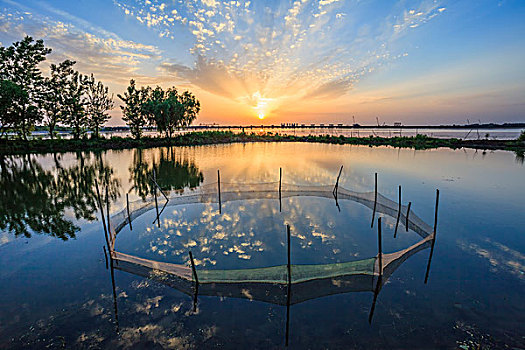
0,36,200,140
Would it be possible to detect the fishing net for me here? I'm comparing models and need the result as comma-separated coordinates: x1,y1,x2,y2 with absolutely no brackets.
103,179,434,293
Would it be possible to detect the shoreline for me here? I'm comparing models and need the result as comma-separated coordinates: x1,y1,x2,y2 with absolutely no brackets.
0,131,524,155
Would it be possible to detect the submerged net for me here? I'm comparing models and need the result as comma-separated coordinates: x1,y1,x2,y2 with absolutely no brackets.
105,180,434,290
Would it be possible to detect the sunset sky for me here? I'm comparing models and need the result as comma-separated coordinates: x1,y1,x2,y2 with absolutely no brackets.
1,0,524,126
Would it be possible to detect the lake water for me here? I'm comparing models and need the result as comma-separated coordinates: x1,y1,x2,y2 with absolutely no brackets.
0,143,523,349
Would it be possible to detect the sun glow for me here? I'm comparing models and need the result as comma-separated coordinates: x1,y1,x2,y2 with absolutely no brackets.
258,113,265,120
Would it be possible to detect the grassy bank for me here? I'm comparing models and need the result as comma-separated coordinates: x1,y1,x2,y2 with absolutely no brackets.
0,131,524,155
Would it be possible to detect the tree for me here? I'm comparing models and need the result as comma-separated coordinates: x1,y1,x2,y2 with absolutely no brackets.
143,86,200,139
83,74,114,138
0,36,51,139
178,90,200,128
62,71,88,139
41,60,76,139
0,80,26,139
117,79,149,139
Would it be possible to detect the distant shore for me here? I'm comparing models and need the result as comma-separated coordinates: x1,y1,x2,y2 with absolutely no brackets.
1,131,524,156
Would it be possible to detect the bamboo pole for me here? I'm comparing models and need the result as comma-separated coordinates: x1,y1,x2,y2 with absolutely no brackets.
405,201,412,232
109,255,119,333
217,170,222,214
279,167,282,212
333,165,343,197
285,224,291,346
394,185,401,237
368,275,382,324
105,186,111,244
126,193,132,231
153,178,159,228
189,251,199,312
424,189,439,284
103,245,108,269
189,251,199,285
285,284,291,347
94,179,111,251
287,224,291,286
378,217,383,277
371,173,378,228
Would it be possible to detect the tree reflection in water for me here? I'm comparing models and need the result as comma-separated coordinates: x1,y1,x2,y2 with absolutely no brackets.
0,152,120,240
130,147,203,200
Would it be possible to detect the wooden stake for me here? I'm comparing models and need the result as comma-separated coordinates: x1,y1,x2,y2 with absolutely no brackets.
217,170,221,214
287,224,291,286
394,185,401,237
285,283,291,347
109,255,119,333
94,179,111,251
103,245,108,270
189,251,199,285
405,201,412,232
153,179,159,228
368,275,382,324
378,217,383,276
371,173,378,228
333,165,343,197
126,193,132,231
105,186,111,244
424,189,439,284
279,168,282,212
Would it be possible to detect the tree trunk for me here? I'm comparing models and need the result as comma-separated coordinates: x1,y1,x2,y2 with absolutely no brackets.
49,123,55,140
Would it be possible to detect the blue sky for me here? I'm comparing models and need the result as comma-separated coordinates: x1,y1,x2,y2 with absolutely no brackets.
1,0,524,125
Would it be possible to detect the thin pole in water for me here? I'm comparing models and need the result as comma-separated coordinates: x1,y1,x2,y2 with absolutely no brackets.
279,167,282,212
217,170,222,214
424,189,439,284
189,251,199,285
103,245,108,270
378,217,383,277
394,185,402,237
153,177,159,228
189,251,199,312
333,165,343,197
371,173,378,228
285,223,292,346
109,254,119,333
105,186,111,245
287,224,291,286
94,179,111,251
126,193,132,231
285,283,291,347
405,201,412,232
368,274,382,324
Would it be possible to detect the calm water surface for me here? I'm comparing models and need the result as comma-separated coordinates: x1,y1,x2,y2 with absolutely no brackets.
0,143,523,349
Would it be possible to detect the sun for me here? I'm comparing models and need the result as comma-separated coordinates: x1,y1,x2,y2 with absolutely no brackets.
258,112,265,120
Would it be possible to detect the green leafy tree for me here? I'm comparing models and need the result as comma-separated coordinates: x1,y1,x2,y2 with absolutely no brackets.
62,71,88,139
0,80,27,139
143,86,200,139
83,74,114,138
178,90,200,128
0,36,52,139
41,60,76,139
117,79,149,139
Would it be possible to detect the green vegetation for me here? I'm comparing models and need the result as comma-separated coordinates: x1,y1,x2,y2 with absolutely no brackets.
1,131,524,156
1,36,200,141
119,80,200,139
0,37,113,140
518,130,525,142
